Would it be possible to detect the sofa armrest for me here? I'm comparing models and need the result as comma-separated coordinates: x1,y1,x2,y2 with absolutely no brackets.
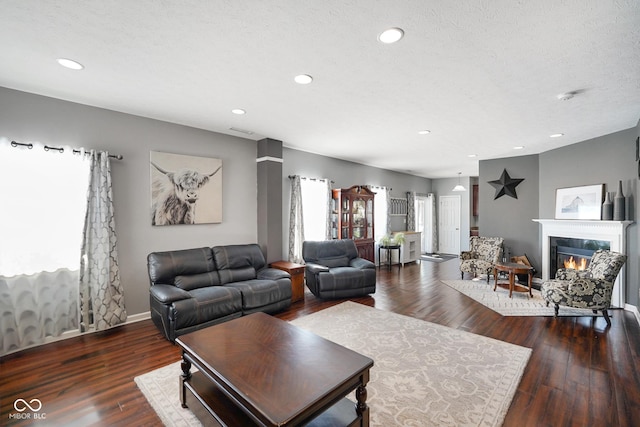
150,284,191,304
305,263,330,274
567,277,612,295
350,257,375,270
257,268,291,280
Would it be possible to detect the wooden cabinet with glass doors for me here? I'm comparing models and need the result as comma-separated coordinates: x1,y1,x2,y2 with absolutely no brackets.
331,186,375,262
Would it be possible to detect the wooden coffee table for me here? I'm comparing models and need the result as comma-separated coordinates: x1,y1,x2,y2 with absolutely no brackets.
176,312,373,426
493,262,534,298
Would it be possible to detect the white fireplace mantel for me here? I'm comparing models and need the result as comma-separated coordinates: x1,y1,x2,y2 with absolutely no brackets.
533,219,633,307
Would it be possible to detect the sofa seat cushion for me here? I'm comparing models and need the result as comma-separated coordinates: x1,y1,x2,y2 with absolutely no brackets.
320,267,376,291
171,286,242,330
226,279,292,310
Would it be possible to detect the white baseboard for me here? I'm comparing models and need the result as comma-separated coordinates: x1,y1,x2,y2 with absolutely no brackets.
624,304,640,326
126,311,151,323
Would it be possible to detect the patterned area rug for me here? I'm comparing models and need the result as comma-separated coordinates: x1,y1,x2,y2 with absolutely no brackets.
441,279,603,317
135,302,531,426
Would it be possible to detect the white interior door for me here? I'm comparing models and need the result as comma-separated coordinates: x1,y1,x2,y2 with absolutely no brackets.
438,195,460,255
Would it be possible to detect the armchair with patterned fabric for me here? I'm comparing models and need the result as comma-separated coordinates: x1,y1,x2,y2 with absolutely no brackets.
540,249,626,325
459,236,504,282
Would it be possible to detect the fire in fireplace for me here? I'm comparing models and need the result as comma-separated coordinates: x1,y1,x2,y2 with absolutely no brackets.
550,237,609,274
564,256,587,270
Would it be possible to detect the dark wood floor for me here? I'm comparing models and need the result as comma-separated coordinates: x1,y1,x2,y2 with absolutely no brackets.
2,258,639,426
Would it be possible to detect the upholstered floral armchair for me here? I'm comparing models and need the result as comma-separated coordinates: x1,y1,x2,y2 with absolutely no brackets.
460,236,504,282
540,249,626,325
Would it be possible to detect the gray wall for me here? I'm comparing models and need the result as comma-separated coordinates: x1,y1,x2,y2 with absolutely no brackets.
432,176,472,252
539,128,638,306
478,128,639,306
479,155,540,267
3,86,639,312
281,148,432,259
0,87,258,316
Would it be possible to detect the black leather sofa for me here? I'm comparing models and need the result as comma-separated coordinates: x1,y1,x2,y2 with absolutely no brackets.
302,239,376,299
147,244,291,342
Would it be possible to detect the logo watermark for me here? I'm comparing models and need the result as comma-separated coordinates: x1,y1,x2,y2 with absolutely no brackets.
8,398,46,420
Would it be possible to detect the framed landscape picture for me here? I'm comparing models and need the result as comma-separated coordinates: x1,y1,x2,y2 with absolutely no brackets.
554,184,604,220
150,151,222,225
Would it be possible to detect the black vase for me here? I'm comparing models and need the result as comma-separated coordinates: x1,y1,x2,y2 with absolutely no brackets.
613,181,625,221
602,192,613,220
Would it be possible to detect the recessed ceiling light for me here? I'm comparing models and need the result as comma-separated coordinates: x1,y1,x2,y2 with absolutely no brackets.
294,74,313,84
418,130,431,135
513,146,524,150
467,154,477,158
57,58,84,70
378,27,404,44
231,109,246,115
550,133,564,138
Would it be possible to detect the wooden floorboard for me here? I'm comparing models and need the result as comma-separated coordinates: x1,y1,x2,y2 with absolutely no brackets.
1,258,639,426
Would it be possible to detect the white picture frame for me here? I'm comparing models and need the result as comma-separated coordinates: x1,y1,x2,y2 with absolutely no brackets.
554,184,604,220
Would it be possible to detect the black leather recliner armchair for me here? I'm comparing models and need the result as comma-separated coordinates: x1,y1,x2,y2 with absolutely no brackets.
302,239,376,299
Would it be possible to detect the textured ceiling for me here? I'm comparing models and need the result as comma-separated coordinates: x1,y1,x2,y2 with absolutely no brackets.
1,1,639,178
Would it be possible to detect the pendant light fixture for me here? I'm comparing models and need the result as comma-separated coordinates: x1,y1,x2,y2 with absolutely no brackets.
452,172,466,192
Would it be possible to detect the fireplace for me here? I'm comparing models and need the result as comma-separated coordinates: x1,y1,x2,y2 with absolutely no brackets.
549,237,610,274
533,219,631,308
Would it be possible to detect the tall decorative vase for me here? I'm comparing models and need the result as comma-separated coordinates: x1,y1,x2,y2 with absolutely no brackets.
613,181,625,221
602,192,613,220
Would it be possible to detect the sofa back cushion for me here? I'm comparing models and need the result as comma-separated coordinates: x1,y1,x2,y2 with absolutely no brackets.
213,244,266,285
174,272,222,291
302,240,358,268
147,247,221,291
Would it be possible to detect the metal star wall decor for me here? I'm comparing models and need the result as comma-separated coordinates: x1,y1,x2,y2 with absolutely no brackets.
488,169,524,199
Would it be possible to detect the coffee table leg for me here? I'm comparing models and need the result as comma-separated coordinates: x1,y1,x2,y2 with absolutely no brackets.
355,384,369,426
528,271,533,297
180,356,192,408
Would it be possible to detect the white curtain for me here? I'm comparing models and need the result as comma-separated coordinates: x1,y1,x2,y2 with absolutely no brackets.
0,138,86,355
371,186,389,242
288,176,331,263
79,150,127,332
414,193,438,254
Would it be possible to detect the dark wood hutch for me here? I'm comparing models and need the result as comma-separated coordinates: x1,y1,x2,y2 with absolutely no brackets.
331,186,375,262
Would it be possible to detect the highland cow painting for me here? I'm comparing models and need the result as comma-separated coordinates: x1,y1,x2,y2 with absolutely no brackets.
150,151,222,225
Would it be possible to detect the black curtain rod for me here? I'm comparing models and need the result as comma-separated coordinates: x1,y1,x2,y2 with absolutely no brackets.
11,140,123,160
288,174,334,183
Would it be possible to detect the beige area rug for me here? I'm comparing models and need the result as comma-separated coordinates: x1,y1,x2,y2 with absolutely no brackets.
135,301,531,426
441,279,603,317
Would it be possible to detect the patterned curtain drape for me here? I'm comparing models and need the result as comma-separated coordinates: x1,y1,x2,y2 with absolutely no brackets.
406,191,416,231
385,189,391,236
288,175,305,263
428,193,438,253
79,150,126,332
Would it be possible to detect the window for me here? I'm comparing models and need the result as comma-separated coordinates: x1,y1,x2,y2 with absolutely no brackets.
0,141,89,276
300,178,329,241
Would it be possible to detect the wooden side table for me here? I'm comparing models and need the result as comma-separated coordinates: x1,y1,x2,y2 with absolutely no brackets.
270,261,305,303
378,245,401,271
493,262,533,298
